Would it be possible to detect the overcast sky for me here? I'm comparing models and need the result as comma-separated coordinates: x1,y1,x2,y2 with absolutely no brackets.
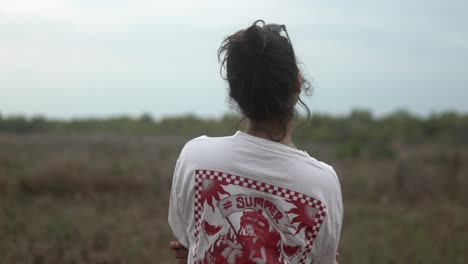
1,0,467,119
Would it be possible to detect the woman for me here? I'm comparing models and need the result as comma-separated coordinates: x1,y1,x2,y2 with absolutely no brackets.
168,20,343,264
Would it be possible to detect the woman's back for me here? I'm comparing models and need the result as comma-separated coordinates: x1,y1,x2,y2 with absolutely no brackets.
169,131,342,263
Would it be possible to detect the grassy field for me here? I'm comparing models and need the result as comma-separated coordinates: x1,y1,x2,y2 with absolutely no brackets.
0,133,467,263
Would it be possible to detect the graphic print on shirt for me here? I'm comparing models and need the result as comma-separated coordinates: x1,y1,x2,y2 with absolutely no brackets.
193,170,327,264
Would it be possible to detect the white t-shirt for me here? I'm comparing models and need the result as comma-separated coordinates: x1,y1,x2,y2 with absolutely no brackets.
168,131,343,264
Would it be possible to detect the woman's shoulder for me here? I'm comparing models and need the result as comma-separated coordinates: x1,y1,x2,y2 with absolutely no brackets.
182,134,233,150
178,134,237,159
305,156,338,181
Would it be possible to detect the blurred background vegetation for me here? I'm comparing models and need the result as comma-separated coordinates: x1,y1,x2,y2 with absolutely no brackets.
1,110,467,263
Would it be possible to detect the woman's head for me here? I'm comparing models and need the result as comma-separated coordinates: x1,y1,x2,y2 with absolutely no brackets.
218,20,311,127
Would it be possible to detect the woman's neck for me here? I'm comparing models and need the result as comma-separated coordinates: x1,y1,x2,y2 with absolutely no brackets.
246,119,296,149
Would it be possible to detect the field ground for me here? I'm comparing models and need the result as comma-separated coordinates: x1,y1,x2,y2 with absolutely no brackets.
1,134,467,263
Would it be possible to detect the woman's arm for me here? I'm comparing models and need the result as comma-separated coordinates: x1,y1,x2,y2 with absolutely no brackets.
169,240,188,264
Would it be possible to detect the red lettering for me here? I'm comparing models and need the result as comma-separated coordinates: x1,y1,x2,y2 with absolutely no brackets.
236,197,244,209
274,211,283,224
271,204,278,216
245,196,253,207
264,200,273,212
254,197,264,208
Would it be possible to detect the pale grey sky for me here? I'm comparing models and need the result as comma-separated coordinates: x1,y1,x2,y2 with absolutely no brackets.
1,0,467,119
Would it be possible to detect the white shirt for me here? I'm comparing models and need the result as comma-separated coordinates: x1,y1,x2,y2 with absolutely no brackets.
169,131,343,264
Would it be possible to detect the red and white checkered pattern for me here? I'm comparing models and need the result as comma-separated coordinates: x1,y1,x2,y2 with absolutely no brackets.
193,169,327,264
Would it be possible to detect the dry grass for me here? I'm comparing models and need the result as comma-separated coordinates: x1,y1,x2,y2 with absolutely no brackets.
0,133,467,263
0,134,182,264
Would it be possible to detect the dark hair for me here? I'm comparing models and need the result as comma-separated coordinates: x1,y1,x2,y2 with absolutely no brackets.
218,20,312,140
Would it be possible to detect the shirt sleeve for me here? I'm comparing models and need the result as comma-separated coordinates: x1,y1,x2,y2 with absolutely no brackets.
312,239,337,264
168,157,190,248
314,166,343,264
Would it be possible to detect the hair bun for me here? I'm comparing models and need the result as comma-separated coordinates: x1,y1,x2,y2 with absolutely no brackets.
243,21,265,62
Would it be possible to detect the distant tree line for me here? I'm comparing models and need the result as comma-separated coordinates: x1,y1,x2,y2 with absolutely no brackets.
1,110,467,158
